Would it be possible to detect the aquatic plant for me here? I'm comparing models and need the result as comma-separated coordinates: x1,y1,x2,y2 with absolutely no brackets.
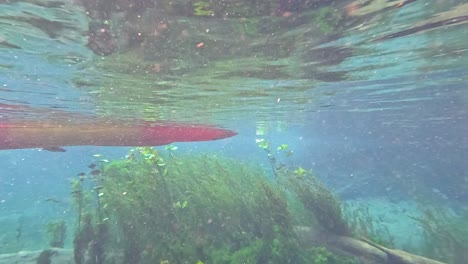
99,148,304,262
71,161,109,264
412,207,468,263
93,146,360,263
193,1,214,16
342,203,395,247
286,170,350,236
257,139,350,236
72,213,109,264
36,249,56,264
306,246,359,264
88,222,109,264
73,213,92,264
71,179,84,231
45,219,67,248
256,138,287,179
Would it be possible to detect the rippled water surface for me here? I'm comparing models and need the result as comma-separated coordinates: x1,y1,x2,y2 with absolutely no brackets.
1,0,464,124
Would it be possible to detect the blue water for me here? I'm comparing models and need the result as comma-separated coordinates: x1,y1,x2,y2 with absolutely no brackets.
0,0,467,262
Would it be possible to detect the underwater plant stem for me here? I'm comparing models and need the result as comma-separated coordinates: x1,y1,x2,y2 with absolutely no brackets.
77,186,83,231
154,166,181,226
155,166,174,206
263,149,280,180
96,192,102,223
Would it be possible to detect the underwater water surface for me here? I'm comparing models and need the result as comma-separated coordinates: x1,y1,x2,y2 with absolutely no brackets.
0,0,467,263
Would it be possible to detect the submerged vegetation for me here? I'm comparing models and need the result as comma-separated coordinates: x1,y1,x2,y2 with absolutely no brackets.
60,142,461,263
413,207,468,263
257,139,350,236
342,204,395,248
71,164,109,264
36,249,56,264
45,220,67,248
66,145,357,264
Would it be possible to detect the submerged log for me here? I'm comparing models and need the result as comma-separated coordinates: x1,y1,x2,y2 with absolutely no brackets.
359,238,447,264
294,226,447,264
0,248,73,264
294,226,388,264
0,248,124,264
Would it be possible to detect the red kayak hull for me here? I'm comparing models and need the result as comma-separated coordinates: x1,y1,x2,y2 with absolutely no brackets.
0,121,237,150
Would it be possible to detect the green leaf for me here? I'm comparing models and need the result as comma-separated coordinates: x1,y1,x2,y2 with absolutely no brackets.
277,144,288,151
294,166,306,177
165,145,178,151
256,138,269,149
